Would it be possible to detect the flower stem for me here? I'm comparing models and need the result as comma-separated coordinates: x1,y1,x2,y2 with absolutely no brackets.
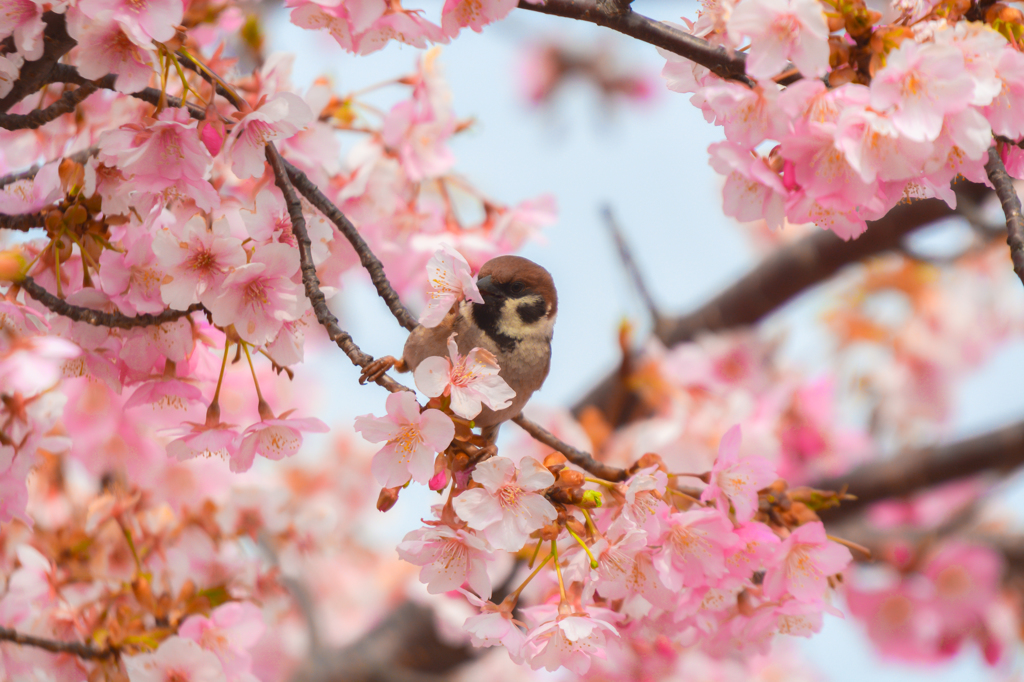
528,538,543,569
584,477,615,488
242,342,273,420
566,526,599,569
207,337,231,425
510,552,552,603
827,534,872,558
551,539,567,603
582,508,600,538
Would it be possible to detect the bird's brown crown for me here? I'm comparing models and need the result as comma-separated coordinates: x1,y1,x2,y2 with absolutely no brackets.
477,256,558,317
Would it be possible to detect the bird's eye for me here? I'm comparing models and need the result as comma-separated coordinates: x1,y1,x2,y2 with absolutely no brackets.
509,281,525,295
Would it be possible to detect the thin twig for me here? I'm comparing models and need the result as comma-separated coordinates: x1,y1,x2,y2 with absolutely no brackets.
985,146,1024,288
0,625,114,660
264,145,409,393
517,0,752,86
282,159,418,332
601,205,664,332
18,276,204,329
0,83,98,131
511,414,628,482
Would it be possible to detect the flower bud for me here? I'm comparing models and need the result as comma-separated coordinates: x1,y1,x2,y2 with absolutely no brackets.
554,469,584,489
377,486,401,512
579,489,604,509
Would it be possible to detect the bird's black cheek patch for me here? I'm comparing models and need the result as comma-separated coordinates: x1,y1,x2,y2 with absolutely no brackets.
517,299,547,324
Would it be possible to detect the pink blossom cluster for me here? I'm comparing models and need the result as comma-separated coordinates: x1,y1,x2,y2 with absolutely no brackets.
847,541,1015,664
384,426,852,673
286,0,546,56
663,1,1024,239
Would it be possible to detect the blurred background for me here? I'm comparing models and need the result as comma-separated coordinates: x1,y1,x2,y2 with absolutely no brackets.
258,2,1024,680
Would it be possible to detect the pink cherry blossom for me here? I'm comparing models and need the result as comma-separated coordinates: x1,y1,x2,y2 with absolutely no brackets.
870,40,975,142
0,53,21,99
526,613,619,675
232,414,329,473
441,0,517,37
419,244,484,327
452,456,556,552
354,390,455,487
414,332,516,420
77,0,183,43
0,160,61,214
354,11,446,55
123,635,226,682
153,215,246,310
69,12,156,94
397,524,495,598
289,2,356,52
179,602,265,682
98,107,218,212
835,106,934,183
763,521,852,602
708,141,787,230
700,425,776,522
166,420,241,464
224,93,314,179
205,243,305,346
703,80,784,147
99,231,167,315
0,0,48,60
983,46,1024,139
0,445,33,525
458,589,528,660
124,379,205,412
654,507,739,590
727,0,829,80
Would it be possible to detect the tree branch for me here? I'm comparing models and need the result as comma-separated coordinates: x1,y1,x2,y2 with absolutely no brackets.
0,147,97,189
985,146,1024,288
517,0,752,85
572,186,990,421
0,83,97,131
17,276,204,329
511,414,628,482
0,212,44,231
0,13,77,114
265,145,409,393
0,625,114,660
815,420,1024,523
281,159,418,333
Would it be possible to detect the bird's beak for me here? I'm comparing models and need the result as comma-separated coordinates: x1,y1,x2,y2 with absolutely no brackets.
475,275,502,299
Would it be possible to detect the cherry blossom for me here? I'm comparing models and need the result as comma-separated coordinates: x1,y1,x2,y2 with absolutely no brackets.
397,525,495,598
354,390,455,487
526,612,619,675
233,414,330,473
763,521,852,602
654,507,740,589
179,602,265,682
224,93,314,179
153,215,247,310
205,243,305,346
419,244,484,327
700,425,777,522
441,0,518,37
727,0,829,80
414,332,516,420
68,12,156,94
123,635,227,682
452,456,556,552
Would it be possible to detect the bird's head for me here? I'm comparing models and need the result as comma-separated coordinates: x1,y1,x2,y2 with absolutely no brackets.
469,256,557,350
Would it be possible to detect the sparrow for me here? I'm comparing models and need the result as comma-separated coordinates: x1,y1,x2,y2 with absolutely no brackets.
360,255,558,431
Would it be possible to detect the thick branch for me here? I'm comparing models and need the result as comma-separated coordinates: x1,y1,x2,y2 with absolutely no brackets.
0,625,114,660
0,83,97,130
282,159,418,333
18,276,203,329
985,146,1024,288
816,420,1024,523
0,13,77,114
572,188,989,420
512,414,628,482
517,0,751,85
265,145,409,393
0,212,44,231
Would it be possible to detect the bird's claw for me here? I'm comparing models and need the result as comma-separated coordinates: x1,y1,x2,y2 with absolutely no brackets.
359,356,396,385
